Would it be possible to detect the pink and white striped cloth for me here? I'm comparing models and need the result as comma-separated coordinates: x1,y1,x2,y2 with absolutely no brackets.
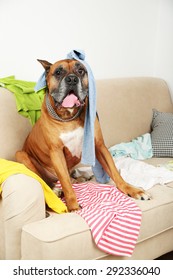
55,181,142,257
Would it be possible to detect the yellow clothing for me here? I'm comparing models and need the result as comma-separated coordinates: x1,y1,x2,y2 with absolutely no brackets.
0,159,67,213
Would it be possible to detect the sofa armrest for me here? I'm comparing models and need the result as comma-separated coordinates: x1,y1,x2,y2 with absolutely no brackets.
1,174,45,259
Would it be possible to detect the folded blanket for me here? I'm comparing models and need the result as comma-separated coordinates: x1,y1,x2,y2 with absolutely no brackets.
0,76,45,125
109,133,153,160
55,181,142,257
0,159,67,213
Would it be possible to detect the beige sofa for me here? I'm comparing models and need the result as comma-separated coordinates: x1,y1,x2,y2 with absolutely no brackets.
0,77,173,260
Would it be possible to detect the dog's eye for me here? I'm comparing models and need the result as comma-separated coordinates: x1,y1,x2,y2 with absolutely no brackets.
54,67,64,77
78,68,85,76
55,69,61,76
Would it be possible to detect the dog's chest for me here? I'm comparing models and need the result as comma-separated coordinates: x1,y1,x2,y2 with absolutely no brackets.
59,127,84,158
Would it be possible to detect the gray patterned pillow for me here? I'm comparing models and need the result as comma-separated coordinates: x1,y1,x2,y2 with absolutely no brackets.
151,109,173,157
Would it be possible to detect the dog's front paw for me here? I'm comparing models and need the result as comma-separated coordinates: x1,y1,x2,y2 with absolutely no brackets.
66,196,81,212
118,183,152,200
133,190,151,200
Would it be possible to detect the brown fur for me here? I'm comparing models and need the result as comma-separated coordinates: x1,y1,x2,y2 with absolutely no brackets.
16,59,150,211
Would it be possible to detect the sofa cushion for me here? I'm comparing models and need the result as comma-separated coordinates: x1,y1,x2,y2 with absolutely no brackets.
21,158,173,260
151,109,173,157
96,78,173,148
0,88,32,160
1,174,46,259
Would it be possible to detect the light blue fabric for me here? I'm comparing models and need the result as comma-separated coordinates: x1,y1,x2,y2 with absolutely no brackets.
67,50,96,166
34,72,46,92
35,49,109,183
109,133,153,160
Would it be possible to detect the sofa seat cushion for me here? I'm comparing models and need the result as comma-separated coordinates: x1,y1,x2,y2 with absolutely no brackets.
21,158,173,259
136,184,173,241
21,212,104,260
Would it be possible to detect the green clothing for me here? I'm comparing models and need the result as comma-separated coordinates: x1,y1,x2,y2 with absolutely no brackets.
0,76,45,125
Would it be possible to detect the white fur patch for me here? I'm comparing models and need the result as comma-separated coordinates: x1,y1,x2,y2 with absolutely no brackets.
60,127,84,158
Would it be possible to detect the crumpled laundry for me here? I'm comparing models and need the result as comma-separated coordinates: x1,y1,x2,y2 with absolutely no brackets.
157,160,173,171
55,181,142,257
115,157,173,190
0,76,45,125
109,133,153,160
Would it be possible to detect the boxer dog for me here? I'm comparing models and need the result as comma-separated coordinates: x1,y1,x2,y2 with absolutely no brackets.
16,59,150,211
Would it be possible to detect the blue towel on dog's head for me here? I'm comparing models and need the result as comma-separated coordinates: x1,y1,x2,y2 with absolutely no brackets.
35,49,109,183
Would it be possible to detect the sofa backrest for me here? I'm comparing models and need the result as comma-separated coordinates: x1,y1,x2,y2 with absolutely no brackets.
0,77,173,160
0,88,32,160
96,77,173,148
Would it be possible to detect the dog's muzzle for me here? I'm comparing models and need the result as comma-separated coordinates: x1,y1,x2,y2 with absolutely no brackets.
51,74,88,109
65,74,79,86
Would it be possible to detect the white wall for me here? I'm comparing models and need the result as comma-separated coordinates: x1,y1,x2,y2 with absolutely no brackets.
0,0,173,97
154,0,173,96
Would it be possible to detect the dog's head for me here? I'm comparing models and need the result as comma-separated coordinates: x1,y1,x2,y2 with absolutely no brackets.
38,59,88,109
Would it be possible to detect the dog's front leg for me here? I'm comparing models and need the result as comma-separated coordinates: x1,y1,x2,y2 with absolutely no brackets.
50,148,80,211
94,118,151,200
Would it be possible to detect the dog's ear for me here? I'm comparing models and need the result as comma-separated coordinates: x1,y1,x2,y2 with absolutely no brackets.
37,59,52,73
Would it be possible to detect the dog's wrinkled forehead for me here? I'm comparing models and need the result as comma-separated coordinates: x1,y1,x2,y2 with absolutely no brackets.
38,59,88,89
50,59,87,77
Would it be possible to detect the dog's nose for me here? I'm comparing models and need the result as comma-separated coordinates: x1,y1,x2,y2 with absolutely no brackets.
65,75,79,86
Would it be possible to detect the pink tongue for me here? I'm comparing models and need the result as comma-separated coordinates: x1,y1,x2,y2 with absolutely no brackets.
62,94,80,108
